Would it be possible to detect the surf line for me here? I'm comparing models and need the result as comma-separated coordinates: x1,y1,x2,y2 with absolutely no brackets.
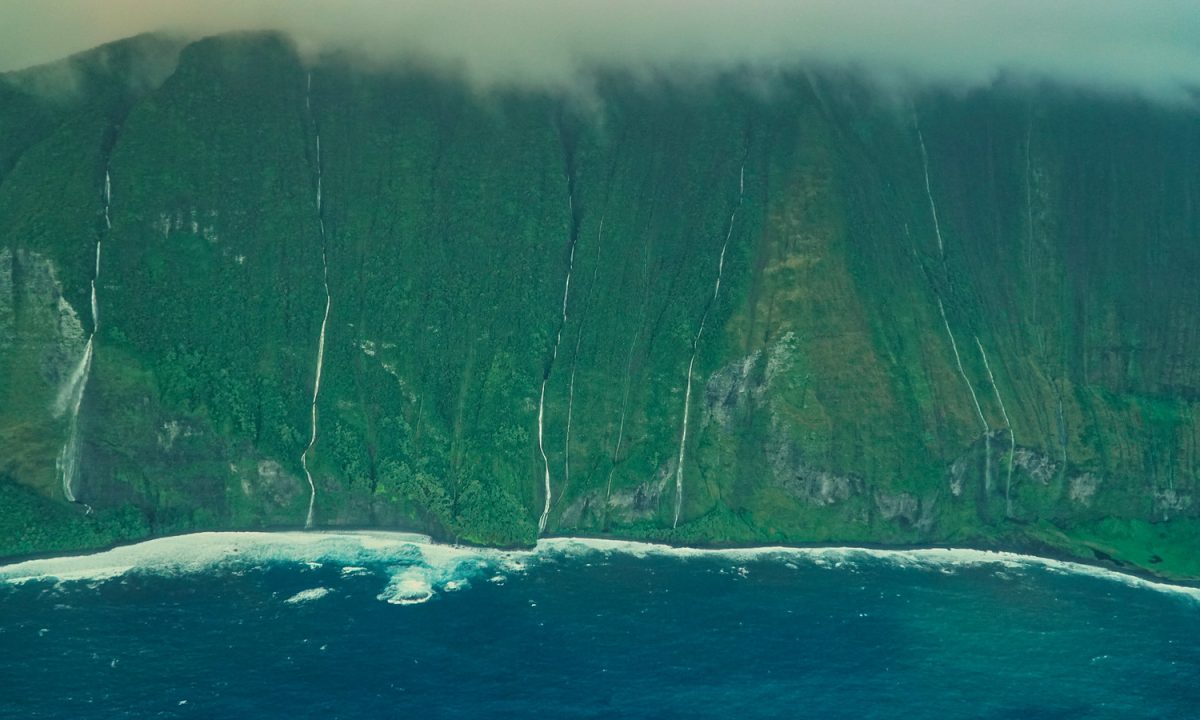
5,531,1198,606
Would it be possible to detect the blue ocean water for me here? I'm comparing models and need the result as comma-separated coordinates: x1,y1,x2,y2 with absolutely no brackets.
1,533,1197,719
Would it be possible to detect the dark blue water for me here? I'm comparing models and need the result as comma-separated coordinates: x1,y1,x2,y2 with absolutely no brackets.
1,533,1197,718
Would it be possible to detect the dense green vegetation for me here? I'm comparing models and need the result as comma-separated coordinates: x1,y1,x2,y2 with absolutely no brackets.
1,33,1197,578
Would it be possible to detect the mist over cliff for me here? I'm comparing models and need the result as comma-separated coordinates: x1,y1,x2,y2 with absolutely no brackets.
3,1,1199,98
0,28,1198,578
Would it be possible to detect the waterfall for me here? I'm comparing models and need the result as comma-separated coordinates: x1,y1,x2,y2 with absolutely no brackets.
977,337,1016,515
536,379,552,532
537,179,578,535
55,340,93,503
673,163,744,529
916,117,992,490
935,296,989,434
300,72,332,529
916,131,945,258
563,216,602,506
56,169,110,503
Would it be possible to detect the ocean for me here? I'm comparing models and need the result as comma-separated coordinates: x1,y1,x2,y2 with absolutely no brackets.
1,532,1197,718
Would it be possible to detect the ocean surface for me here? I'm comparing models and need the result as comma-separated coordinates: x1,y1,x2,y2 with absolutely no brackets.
1,532,1198,719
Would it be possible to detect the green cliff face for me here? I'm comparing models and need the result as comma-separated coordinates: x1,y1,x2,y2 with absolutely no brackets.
2,33,1198,578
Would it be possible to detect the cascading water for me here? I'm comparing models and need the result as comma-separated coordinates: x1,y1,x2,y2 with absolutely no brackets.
564,216,604,506
537,173,579,535
915,117,993,490
935,295,990,461
55,345,92,504
976,337,1016,516
536,378,553,533
673,163,744,529
300,72,332,529
55,169,111,504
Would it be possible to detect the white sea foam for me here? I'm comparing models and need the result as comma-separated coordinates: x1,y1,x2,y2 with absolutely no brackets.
285,587,332,604
4,563,133,586
1,531,1196,604
377,566,434,605
535,537,1200,601
0,531,529,608
0,532,435,586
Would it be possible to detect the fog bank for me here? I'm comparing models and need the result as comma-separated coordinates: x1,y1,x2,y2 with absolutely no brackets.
1,1,1197,96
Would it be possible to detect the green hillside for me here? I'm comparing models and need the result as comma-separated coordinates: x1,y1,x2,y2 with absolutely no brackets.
2,33,1198,579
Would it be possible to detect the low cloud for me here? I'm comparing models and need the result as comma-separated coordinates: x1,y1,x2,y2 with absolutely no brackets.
1,0,1198,97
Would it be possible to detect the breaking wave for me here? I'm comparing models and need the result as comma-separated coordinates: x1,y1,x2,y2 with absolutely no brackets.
285,587,332,604
0,531,528,606
537,538,1200,602
0,531,1196,605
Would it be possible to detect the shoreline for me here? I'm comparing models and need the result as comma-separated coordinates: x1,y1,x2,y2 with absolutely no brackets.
2,528,1199,601
3,518,1192,585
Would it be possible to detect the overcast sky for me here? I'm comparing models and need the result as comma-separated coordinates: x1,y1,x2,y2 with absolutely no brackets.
1,0,1198,96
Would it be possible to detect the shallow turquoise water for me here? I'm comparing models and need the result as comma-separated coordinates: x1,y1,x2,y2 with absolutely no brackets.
1,534,1197,718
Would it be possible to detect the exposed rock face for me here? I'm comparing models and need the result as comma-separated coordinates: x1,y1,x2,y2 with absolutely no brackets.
709,334,867,510
1012,449,1057,486
873,491,936,532
875,491,918,522
949,456,968,497
251,459,301,508
946,436,1058,501
704,332,797,432
607,472,671,524
0,249,88,394
1154,488,1192,517
948,450,981,498
558,472,669,528
1069,473,1101,506
704,349,763,431
769,437,864,507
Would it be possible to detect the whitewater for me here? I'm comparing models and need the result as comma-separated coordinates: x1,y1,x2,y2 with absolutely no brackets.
2,530,1196,604
4,530,1198,718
